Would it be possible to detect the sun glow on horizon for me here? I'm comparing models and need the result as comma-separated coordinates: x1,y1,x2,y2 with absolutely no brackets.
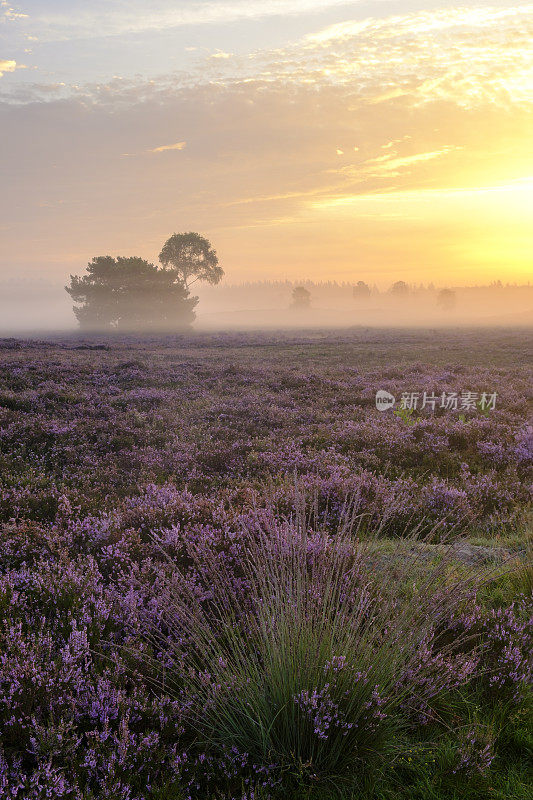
0,1,532,286
311,177,533,209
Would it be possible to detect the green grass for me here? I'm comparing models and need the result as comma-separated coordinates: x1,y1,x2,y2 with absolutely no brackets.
138,514,532,800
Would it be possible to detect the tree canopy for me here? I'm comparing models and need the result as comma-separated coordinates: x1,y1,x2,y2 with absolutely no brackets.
437,288,457,311
353,281,371,298
66,256,198,331
390,280,409,296
159,232,223,288
291,286,311,309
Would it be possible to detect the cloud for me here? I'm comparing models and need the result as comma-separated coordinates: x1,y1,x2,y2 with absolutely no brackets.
232,3,533,110
361,147,458,177
0,58,17,76
120,140,187,156
7,1,363,42
1,74,531,286
6,3,533,116
1,4,531,285
381,136,411,150
1,1,28,21
150,140,187,153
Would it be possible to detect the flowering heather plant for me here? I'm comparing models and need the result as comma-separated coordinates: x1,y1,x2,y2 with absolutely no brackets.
452,596,533,702
0,489,530,799
0,330,531,798
453,722,496,776
139,510,500,782
0,330,531,532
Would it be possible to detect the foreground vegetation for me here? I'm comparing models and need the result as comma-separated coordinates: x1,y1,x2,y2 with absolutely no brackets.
0,329,531,799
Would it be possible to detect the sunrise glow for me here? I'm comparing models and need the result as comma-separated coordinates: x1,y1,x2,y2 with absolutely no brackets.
1,1,532,286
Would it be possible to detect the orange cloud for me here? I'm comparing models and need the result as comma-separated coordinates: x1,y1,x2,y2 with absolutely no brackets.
0,59,17,77
1,5,532,287
150,141,187,153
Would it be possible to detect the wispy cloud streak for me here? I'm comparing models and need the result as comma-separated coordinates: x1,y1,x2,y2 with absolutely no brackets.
150,141,187,153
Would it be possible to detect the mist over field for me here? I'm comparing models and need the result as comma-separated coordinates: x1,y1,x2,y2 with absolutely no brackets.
1,276,532,332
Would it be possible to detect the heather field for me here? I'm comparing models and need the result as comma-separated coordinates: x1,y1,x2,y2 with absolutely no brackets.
0,328,531,800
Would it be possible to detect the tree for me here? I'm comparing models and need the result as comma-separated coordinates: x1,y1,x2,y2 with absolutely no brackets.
436,288,456,311
353,280,371,299
390,280,409,297
66,256,198,331
159,232,223,288
291,286,311,309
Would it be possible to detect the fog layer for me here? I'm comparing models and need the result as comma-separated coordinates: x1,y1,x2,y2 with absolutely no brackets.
0,278,531,333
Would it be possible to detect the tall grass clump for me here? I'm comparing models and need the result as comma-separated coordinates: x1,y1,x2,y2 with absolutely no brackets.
136,506,503,794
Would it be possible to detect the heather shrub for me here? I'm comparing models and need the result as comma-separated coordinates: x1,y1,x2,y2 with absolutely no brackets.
0,332,531,798
453,598,532,703
0,490,530,798
2,331,531,531
141,513,494,788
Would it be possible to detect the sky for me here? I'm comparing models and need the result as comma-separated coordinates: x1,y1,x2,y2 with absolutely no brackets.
1,0,532,288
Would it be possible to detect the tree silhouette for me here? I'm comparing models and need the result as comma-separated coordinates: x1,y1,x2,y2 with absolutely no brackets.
159,232,223,288
66,256,197,331
390,280,409,297
436,288,456,311
353,281,371,298
291,286,311,309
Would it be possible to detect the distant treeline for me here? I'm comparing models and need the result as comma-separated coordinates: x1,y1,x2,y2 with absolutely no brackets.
197,279,533,304
193,279,533,326
199,279,531,296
